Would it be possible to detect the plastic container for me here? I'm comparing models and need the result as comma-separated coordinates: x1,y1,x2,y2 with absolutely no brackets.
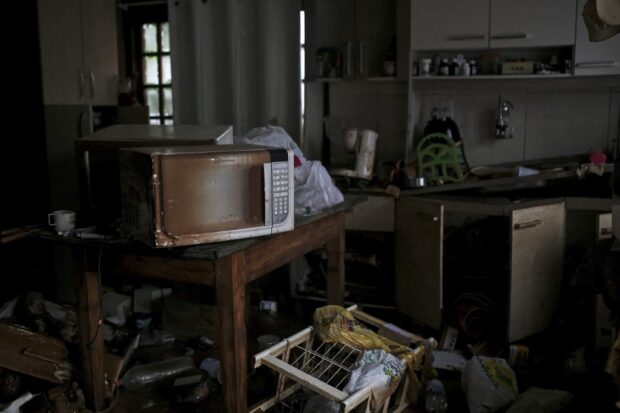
121,356,195,391
425,379,448,413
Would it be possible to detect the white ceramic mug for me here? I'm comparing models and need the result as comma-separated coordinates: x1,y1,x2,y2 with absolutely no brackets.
48,210,76,235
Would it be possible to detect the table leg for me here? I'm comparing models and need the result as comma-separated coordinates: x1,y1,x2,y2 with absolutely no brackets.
326,215,345,306
73,248,106,411
215,252,247,413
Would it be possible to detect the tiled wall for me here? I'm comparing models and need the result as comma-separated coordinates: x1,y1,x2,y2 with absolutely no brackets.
412,77,620,166
303,77,620,168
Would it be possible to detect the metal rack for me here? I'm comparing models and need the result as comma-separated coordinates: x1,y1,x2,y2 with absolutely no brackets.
251,306,429,413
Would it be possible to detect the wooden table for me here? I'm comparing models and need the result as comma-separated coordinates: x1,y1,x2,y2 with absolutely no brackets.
34,197,363,412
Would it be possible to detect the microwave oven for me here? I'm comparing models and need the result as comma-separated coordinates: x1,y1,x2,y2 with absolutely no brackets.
119,144,294,247
75,124,233,225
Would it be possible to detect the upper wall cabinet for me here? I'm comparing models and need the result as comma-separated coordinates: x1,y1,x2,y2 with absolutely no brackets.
574,0,620,76
305,0,409,80
411,0,489,50
412,0,576,50
38,0,118,105
489,0,576,48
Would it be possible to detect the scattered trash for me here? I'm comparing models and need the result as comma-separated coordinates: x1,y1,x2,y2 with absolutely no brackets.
137,329,175,348
506,387,573,413
257,334,280,352
0,392,35,413
197,335,215,349
425,379,448,413
507,344,530,369
121,356,195,391
102,291,131,326
172,373,212,404
462,356,518,413
432,350,467,372
199,358,221,384
258,300,278,316
133,286,172,314
343,349,406,409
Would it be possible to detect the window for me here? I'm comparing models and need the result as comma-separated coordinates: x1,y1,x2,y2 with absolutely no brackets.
141,22,173,125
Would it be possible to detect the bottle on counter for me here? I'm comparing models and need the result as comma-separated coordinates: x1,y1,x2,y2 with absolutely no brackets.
420,58,432,76
470,60,478,76
449,58,459,75
439,59,449,76
425,379,448,413
462,61,471,76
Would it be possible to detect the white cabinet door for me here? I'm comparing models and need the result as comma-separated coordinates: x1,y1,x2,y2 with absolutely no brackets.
490,0,576,48
38,0,118,105
81,0,118,105
509,202,565,342
411,0,489,50
38,0,84,105
396,198,444,329
574,0,620,75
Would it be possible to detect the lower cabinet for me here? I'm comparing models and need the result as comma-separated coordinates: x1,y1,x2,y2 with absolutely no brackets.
395,196,565,342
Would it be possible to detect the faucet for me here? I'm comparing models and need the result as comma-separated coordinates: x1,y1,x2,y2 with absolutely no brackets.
495,96,514,139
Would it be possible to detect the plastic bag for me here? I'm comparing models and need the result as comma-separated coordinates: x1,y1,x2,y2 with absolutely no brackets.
241,126,344,216
239,125,306,162
462,356,518,413
344,349,405,412
294,161,344,216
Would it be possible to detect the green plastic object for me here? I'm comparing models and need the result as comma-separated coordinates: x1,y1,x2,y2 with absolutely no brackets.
417,133,465,183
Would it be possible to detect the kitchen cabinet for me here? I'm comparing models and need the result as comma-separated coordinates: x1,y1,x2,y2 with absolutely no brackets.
411,0,489,50
489,0,576,48
411,0,576,50
395,196,565,342
305,0,409,80
574,0,620,76
38,0,118,105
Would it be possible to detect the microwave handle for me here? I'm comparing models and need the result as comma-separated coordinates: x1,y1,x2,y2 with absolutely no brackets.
264,163,273,226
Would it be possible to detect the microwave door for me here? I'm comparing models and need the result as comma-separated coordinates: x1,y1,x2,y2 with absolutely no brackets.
157,151,270,238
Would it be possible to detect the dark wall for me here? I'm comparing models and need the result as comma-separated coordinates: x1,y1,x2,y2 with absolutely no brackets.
0,0,52,299
2,0,49,228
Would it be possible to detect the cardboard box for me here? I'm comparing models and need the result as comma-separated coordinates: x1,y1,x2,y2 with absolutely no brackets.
501,61,534,75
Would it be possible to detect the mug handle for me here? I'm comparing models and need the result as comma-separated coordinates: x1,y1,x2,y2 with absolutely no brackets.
48,213,55,226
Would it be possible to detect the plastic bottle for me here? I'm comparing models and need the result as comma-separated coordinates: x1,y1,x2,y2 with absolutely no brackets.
121,356,195,391
439,59,449,76
425,379,448,413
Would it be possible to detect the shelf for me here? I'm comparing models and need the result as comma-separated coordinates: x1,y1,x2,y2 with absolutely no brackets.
412,73,572,80
304,77,407,83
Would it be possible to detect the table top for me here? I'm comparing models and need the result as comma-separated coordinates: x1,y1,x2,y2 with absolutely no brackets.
31,195,366,260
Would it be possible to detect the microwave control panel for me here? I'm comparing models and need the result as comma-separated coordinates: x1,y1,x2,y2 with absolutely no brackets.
272,161,290,223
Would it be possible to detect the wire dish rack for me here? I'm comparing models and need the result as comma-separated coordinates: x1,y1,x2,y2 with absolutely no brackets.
250,306,430,413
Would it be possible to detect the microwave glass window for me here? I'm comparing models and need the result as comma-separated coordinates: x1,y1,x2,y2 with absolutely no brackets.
158,151,271,235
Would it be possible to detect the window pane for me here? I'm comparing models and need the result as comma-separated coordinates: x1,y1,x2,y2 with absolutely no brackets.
161,23,170,52
149,118,161,125
162,55,172,85
142,24,158,53
145,88,160,117
143,56,159,85
163,88,173,117
164,118,174,125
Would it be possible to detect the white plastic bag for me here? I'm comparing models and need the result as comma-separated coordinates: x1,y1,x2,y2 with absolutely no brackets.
239,125,306,162
241,126,344,216
462,356,519,413
294,161,344,216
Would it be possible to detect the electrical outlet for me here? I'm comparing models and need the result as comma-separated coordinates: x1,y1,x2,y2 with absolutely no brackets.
439,100,454,119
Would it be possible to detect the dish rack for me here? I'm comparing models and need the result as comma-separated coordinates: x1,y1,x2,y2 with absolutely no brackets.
250,306,431,413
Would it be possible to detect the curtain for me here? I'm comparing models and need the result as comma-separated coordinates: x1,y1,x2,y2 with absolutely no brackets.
169,0,301,141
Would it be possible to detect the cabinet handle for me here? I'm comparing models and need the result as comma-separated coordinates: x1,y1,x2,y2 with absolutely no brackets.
576,61,617,68
346,41,353,76
358,41,365,75
514,219,542,230
415,212,439,222
491,33,529,40
446,34,486,41
78,71,85,99
89,70,95,99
